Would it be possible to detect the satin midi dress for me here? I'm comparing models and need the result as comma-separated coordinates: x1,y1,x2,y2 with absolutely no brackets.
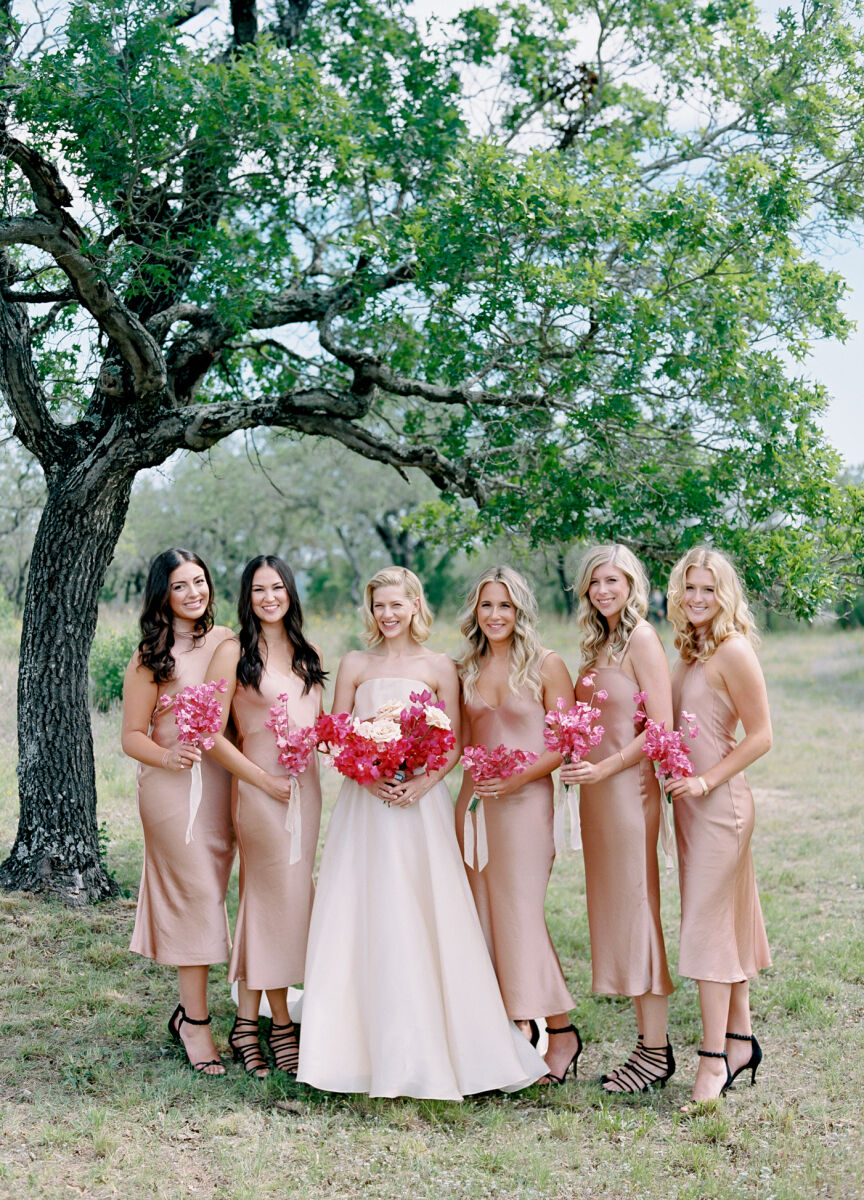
673,659,771,982
576,664,673,997
129,627,235,966
455,670,574,1020
228,662,322,991
297,676,547,1100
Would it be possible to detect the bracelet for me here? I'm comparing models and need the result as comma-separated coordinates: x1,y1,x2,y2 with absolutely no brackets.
161,750,170,768
698,775,709,796
618,751,626,769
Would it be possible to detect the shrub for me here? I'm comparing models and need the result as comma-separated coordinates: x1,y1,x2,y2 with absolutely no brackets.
90,629,139,711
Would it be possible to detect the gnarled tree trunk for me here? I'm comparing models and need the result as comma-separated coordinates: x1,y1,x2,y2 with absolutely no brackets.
0,465,134,902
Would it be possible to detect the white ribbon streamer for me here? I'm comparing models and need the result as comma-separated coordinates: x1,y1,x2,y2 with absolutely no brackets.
553,778,582,855
284,775,302,866
463,797,489,872
185,759,202,845
656,774,677,873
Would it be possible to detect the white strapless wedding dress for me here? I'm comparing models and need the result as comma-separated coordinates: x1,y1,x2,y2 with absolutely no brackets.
296,677,548,1099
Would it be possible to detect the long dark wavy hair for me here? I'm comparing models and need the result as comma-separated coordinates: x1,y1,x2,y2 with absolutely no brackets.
138,548,215,684
237,555,326,695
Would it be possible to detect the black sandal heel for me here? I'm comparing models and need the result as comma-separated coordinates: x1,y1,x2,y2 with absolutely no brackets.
543,1023,583,1085
726,1031,762,1086
268,1019,300,1075
601,1041,675,1094
167,1004,225,1075
229,1015,270,1078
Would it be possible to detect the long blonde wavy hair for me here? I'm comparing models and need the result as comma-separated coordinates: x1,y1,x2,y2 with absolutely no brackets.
457,566,545,702
667,546,758,663
574,544,649,674
362,566,433,646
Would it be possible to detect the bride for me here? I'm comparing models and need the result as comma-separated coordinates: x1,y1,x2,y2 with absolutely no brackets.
297,566,547,1099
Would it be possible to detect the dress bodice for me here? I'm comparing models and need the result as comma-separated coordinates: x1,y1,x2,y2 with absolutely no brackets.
674,660,739,775
149,626,233,750
462,679,548,757
354,676,438,718
233,659,322,774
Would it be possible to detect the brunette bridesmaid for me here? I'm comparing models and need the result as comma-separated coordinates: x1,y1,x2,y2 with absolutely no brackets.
561,545,675,1092
665,547,771,1105
454,566,581,1084
122,549,235,1075
206,555,325,1077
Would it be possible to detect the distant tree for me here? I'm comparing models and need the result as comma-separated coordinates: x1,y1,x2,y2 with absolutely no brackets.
1,0,862,898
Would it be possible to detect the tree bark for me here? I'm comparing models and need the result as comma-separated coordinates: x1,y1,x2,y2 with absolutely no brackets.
0,466,134,902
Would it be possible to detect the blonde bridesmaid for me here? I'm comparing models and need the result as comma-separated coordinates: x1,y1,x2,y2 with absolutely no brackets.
206,555,325,1077
122,549,235,1075
455,566,581,1085
561,545,675,1092
666,547,771,1105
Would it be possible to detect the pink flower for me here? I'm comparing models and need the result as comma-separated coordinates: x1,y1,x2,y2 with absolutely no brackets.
637,710,700,791
265,697,318,778
543,696,605,764
581,674,596,688
633,690,647,705
461,743,539,811
168,679,228,750
595,689,608,702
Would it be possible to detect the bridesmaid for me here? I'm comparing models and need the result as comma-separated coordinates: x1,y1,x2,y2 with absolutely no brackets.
122,548,235,1075
666,547,771,1104
561,546,675,1092
206,555,325,1077
455,565,582,1085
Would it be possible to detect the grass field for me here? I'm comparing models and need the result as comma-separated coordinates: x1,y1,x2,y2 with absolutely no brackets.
0,616,862,1199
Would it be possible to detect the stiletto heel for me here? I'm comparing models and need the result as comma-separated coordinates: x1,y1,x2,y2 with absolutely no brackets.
167,1005,225,1075
726,1031,762,1086
229,1016,270,1078
268,1019,300,1075
543,1023,583,1085
601,1041,675,1094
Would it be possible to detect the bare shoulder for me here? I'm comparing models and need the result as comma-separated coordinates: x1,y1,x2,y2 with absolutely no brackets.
713,634,760,672
337,648,373,682
627,621,667,664
209,635,241,667
428,649,459,684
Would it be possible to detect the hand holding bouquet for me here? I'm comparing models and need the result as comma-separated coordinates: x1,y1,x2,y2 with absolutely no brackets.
162,679,228,844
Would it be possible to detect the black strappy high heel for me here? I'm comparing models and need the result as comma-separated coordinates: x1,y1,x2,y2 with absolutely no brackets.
695,1048,733,1097
543,1023,583,1085
600,1033,643,1084
726,1031,762,1086
601,1041,675,1094
267,1019,300,1075
229,1015,270,1078
167,1004,225,1075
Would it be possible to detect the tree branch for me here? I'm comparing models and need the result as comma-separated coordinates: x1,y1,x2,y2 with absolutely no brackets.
0,253,73,463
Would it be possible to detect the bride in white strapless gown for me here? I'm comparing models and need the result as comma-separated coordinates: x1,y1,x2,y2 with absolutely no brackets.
297,568,547,1099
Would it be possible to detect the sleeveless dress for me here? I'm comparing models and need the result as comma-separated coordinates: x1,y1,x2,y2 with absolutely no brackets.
129,627,235,966
228,661,322,991
673,660,771,982
297,677,547,1099
576,661,673,997
454,664,574,1020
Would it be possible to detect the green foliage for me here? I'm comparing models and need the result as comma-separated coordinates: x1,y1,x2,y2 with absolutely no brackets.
4,0,864,614
89,629,139,712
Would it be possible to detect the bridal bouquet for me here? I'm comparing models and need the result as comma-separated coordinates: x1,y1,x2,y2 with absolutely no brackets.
314,690,454,786
161,678,228,843
634,691,700,869
460,744,538,873
542,677,607,854
265,697,320,861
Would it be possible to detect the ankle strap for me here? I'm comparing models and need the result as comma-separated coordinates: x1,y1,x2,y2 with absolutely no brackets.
698,1049,728,1059
270,1020,296,1031
180,1011,212,1026
546,1023,577,1035
725,1031,754,1041
232,1016,260,1027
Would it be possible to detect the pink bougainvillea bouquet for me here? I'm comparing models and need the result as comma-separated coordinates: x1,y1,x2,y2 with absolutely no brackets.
161,678,228,844
542,673,607,854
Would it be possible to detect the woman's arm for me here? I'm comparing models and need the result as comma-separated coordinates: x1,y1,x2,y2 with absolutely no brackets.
471,651,575,800
204,639,296,804
666,637,772,800
561,624,671,786
120,653,200,772
331,651,362,715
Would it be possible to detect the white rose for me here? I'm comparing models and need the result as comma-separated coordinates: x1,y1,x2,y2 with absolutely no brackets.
374,700,405,721
424,706,451,730
371,717,402,743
